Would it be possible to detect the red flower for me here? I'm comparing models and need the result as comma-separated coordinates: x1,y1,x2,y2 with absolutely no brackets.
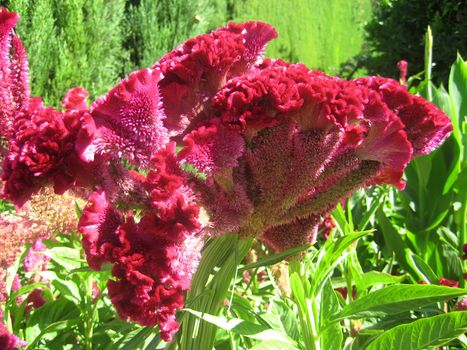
25,288,46,315
155,22,277,135
0,321,26,349
179,55,450,251
84,68,168,166
0,11,97,207
78,144,203,342
438,277,459,288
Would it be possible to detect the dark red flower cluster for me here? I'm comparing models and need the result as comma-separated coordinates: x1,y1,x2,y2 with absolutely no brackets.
78,143,203,342
0,9,95,207
0,312,26,350
176,56,451,251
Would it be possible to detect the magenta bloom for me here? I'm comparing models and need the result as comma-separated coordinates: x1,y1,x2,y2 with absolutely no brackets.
78,144,203,342
155,21,277,135
169,44,451,252
82,68,168,166
0,10,96,207
23,239,50,273
0,323,26,350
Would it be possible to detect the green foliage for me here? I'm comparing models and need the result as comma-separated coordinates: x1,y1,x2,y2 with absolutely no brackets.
6,0,127,107
365,312,467,350
124,0,228,71
231,0,373,74
357,0,467,83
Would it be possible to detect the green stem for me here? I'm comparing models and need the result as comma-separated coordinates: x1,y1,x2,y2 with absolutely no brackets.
179,234,253,350
289,260,320,350
84,275,95,350
424,26,433,102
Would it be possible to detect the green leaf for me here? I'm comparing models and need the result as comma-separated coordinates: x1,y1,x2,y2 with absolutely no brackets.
239,243,312,272
116,327,158,350
376,209,420,281
355,271,405,293
312,231,369,295
183,309,294,344
25,318,80,350
332,285,467,321
449,54,467,123
263,300,300,343
43,247,85,270
320,280,343,350
290,273,307,314
249,340,300,350
357,190,386,231
408,253,438,284
365,311,467,350
7,282,47,306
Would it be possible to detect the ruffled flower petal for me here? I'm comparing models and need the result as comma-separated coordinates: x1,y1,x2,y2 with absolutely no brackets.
155,22,277,135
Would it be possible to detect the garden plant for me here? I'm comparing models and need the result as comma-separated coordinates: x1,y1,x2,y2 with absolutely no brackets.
1,5,467,350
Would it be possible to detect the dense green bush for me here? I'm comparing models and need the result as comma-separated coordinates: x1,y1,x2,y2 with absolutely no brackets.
231,0,373,74
355,0,467,82
123,0,228,71
1,0,374,106
3,0,127,107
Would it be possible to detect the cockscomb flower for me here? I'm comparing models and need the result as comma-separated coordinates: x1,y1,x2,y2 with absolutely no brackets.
0,10,97,207
0,315,26,350
174,54,451,251
78,144,203,342
0,9,453,343
154,21,277,135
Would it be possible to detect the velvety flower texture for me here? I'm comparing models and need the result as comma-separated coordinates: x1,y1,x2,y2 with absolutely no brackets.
78,144,203,342
172,41,451,251
0,8,95,207
0,317,26,350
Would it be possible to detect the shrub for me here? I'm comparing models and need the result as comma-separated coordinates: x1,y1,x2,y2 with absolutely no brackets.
358,0,467,83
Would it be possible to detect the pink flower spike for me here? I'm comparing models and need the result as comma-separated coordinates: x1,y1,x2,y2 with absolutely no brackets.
0,9,30,141
87,68,168,166
397,60,408,85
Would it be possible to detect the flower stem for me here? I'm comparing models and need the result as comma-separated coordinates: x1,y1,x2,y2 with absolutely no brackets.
180,234,253,350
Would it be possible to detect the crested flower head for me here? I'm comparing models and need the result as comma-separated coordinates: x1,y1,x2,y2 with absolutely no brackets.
154,21,277,135
78,144,204,342
0,10,97,207
175,53,451,250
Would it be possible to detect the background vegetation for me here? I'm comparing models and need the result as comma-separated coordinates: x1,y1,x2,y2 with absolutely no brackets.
1,0,466,349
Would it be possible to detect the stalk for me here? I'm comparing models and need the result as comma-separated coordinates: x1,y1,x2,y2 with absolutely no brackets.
178,234,253,350
289,260,320,350
424,26,433,102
